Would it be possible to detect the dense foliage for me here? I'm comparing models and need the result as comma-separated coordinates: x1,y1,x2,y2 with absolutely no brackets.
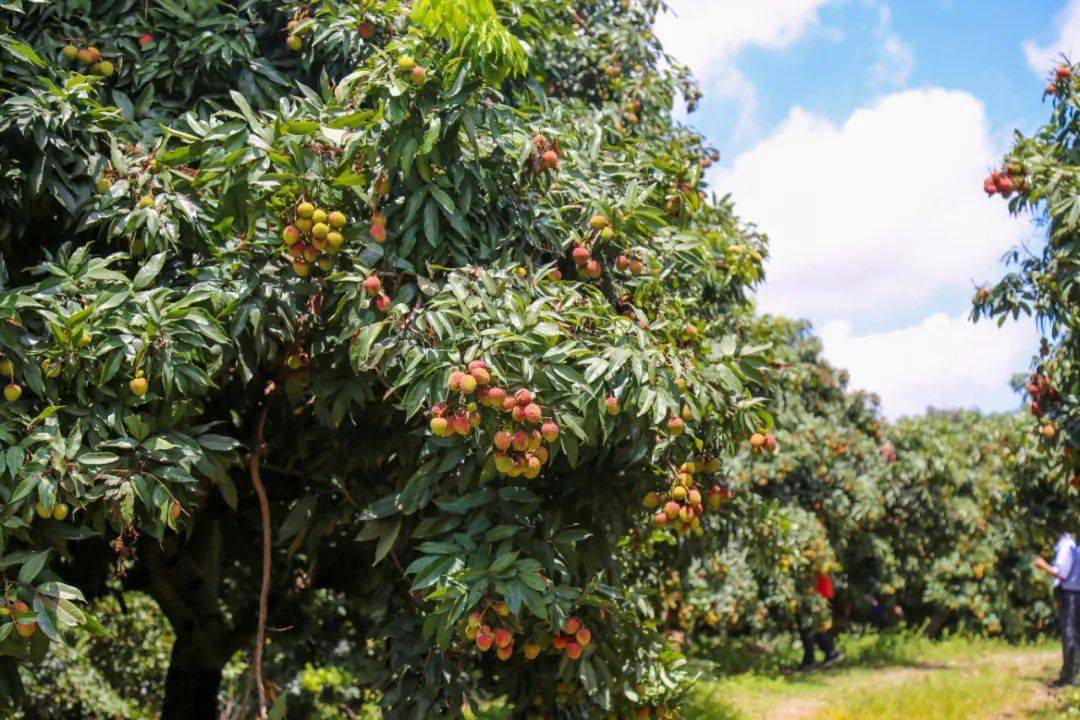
0,0,773,717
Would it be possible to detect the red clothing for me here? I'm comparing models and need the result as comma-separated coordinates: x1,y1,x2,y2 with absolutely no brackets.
815,573,835,600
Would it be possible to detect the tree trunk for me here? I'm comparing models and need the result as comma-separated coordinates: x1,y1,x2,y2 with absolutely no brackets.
162,630,224,720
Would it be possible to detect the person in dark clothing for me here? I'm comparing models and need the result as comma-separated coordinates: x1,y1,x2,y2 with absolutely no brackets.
797,572,844,670
1035,531,1080,687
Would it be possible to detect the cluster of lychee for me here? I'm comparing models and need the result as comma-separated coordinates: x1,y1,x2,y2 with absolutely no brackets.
570,214,617,280
1,599,36,638
463,606,592,663
396,54,427,85
361,275,392,313
749,431,779,454
368,211,387,243
60,43,114,76
644,458,732,535
531,134,560,172
1045,64,1073,96
281,200,349,277
550,615,592,660
1,357,20,403
429,363,560,480
464,601,522,661
1028,372,1061,445
982,164,1025,198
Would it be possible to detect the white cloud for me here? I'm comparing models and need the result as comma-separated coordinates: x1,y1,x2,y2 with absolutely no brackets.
869,6,914,88
820,312,1037,418
654,0,840,143
1024,0,1080,75
715,88,1029,321
654,0,837,82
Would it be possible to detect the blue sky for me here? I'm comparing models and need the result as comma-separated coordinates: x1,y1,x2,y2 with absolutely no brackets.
655,0,1078,418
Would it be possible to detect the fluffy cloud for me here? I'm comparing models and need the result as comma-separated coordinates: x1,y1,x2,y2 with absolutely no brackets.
714,89,1029,322
1024,0,1080,75
820,312,1037,418
653,0,839,140
653,0,837,83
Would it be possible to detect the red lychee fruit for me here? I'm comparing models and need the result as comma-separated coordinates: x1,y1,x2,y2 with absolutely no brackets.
541,421,559,442
524,403,543,424
363,276,382,296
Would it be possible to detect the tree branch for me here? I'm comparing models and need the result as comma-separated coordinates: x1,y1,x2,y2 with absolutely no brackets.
250,380,276,719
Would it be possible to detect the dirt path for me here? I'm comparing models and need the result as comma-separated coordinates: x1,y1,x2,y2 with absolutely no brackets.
740,648,1060,720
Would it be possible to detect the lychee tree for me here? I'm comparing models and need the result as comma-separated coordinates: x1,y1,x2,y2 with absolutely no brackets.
0,1,770,717
975,60,1080,496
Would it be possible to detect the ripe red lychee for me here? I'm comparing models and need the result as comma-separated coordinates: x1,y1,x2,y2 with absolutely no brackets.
1057,65,1072,80
565,642,582,660
488,387,507,406
605,395,620,415
448,370,465,392
470,366,491,385
363,276,382,296
584,259,601,278
667,417,685,435
575,627,591,646
453,414,471,436
664,501,680,520
541,149,559,170
524,403,543,424
572,246,590,265
460,374,478,394
563,617,581,635
283,225,301,245
358,22,375,39
494,431,512,451
496,643,513,660
476,628,494,652
983,177,997,195
512,430,529,452
541,422,559,442
375,294,391,312
494,628,513,648
762,434,778,453
653,512,668,527
616,254,631,271
552,634,569,650
515,389,533,406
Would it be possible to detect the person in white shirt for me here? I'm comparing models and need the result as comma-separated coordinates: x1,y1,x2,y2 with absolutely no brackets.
1035,530,1080,687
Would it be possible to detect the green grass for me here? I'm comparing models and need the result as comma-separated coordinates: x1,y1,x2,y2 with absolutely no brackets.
686,633,1059,720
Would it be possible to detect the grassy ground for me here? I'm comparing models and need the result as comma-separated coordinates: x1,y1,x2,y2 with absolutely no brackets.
686,633,1065,720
